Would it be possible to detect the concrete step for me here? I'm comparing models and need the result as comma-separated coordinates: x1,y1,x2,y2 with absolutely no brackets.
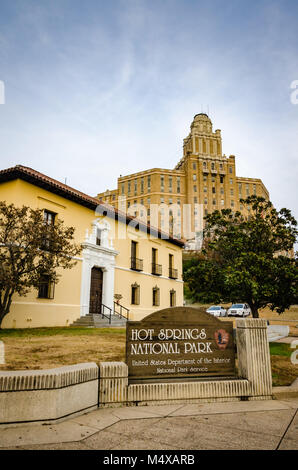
72,319,94,323
70,314,127,328
94,316,127,327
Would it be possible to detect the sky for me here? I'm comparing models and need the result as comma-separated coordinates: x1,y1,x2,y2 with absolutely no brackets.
0,0,297,223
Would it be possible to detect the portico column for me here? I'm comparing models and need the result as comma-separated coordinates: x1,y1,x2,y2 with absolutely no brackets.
102,264,115,312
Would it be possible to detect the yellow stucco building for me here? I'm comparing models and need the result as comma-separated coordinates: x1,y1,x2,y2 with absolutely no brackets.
0,165,184,328
97,114,270,249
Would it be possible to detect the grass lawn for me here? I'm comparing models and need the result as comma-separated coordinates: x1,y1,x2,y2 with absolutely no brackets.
269,342,298,387
0,327,126,371
0,325,297,387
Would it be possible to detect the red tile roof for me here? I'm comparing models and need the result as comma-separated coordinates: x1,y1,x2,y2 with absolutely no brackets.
0,165,185,247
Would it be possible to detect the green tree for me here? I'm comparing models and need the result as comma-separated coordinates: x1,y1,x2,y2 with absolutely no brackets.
0,202,81,327
183,196,298,318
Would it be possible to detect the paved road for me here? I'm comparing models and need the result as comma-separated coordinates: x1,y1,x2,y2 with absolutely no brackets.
0,398,297,451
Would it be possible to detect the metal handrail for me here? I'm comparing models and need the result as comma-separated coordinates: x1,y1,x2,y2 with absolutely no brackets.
101,303,112,324
113,301,129,321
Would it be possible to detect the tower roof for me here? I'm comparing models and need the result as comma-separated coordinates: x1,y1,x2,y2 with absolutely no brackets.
193,113,211,121
189,113,213,133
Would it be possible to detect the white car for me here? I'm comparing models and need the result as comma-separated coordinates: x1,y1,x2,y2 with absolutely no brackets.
206,305,227,317
227,303,251,317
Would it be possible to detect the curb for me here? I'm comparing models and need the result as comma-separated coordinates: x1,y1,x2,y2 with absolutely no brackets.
272,380,298,399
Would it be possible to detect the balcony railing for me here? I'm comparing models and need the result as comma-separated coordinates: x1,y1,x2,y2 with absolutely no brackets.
169,268,178,279
130,257,143,271
151,263,162,276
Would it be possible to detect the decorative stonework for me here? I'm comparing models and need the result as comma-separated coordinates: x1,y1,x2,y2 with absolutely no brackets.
85,219,114,249
80,219,119,316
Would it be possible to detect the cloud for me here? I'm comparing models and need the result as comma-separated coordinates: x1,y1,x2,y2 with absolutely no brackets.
0,0,297,224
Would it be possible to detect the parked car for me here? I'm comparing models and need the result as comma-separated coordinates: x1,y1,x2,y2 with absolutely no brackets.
227,303,251,317
206,305,227,317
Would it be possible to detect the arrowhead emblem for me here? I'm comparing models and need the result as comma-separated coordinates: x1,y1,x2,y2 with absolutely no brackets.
214,329,229,350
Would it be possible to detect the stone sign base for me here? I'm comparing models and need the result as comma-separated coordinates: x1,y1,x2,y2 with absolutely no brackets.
100,318,272,406
0,319,272,425
100,318,272,407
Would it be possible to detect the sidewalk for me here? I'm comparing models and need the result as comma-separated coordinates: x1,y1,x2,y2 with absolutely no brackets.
0,397,297,451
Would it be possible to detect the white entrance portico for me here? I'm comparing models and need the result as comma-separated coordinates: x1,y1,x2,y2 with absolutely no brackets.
80,219,119,317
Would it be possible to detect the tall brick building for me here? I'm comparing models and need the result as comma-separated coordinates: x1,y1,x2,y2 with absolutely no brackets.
97,113,269,249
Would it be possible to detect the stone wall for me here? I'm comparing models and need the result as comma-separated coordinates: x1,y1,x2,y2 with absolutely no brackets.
0,363,99,425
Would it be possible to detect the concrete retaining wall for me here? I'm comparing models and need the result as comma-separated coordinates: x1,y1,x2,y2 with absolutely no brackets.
267,324,290,342
0,318,273,425
0,363,99,425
